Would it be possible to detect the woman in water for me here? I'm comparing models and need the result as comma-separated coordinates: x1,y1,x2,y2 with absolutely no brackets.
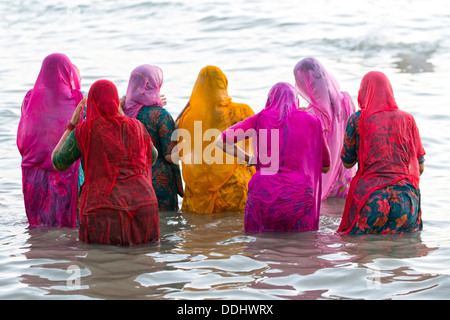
17,53,83,227
294,57,356,200
52,79,160,245
176,65,255,214
338,71,425,235
122,64,183,211
217,82,330,232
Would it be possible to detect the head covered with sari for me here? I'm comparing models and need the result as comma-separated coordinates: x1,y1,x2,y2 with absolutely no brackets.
338,71,425,234
177,65,253,212
123,64,164,118
294,57,356,199
260,82,300,128
17,53,83,227
17,53,83,171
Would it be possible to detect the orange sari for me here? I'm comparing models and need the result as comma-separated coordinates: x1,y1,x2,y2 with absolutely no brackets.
177,66,255,213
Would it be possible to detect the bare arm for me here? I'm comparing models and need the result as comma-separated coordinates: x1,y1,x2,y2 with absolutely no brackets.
152,146,158,166
215,136,253,164
322,136,331,173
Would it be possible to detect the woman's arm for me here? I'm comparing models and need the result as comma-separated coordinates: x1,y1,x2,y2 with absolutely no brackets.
322,139,331,173
215,137,253,164
175,101,190,123
158,108,180,164
340,113,359,169
52,131,82,171
51,98,85,170
215,115,256,165
152,145,158,166
418,155,425,175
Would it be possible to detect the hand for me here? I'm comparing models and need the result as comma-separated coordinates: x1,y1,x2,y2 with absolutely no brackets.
118,105,125,116
161,94,167,106
70,97,86,126
119,95,126,108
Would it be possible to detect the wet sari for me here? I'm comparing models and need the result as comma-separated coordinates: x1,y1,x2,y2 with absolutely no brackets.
123,64,183,211
75,80,159,245
222,83,328,232
17,53,83,227
177,66,255,213
337,71,425,235
294,57,356,200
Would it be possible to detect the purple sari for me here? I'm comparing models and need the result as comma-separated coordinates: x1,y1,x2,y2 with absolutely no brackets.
122,64,164,118
17,53,83,227
222,83,327,232
294,57,356,200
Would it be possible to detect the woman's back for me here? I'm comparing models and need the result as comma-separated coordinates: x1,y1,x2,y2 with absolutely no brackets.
254,110,323,177
177,66,255,213
338,71,425,235
222,82,329,232
362,109,419,178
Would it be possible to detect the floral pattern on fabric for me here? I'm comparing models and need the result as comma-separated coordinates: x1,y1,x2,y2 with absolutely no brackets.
340,111,424,235
350,180,422,235
137,105,183,211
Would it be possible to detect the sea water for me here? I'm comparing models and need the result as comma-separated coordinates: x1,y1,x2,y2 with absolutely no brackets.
1,0,450,300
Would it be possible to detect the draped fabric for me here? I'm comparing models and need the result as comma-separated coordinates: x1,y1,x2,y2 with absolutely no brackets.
123,64,164,119
337,71,425,234
222,83,325,232
177,66,255,213
136,105,184,211
75,80,159,245
17,53,83,227
294,57,356,199
124,64,183,211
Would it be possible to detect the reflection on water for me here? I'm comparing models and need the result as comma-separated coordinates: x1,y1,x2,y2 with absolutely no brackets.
3,207,439,300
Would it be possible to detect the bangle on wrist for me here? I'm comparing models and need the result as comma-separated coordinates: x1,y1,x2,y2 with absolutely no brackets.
65,122,76,132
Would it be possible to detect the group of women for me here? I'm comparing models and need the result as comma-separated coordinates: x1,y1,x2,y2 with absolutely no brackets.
16,53,425,246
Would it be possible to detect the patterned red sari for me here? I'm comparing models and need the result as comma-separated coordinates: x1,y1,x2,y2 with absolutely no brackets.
75,80,159,245
337,72,425,234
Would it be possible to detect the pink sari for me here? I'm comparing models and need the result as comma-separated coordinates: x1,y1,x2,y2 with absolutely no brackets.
222,83,326,232
294,57,356,200
17,53,83,227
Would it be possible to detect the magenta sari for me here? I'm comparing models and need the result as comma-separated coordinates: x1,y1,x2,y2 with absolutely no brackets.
222,83,327,232
294,57,356,200
17,53,83,227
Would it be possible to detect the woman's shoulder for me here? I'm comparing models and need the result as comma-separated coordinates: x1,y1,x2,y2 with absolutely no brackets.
230,102,255,121
297,110,322,124
348,110,361,123
141,105,175,119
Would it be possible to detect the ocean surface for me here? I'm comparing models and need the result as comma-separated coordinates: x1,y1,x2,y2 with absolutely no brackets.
1,0,450,300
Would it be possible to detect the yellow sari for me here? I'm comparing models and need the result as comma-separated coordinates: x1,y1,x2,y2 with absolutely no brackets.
177,66,255,213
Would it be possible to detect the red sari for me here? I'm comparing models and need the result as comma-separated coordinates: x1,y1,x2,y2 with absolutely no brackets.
337,72,425,235
75,80,159,245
